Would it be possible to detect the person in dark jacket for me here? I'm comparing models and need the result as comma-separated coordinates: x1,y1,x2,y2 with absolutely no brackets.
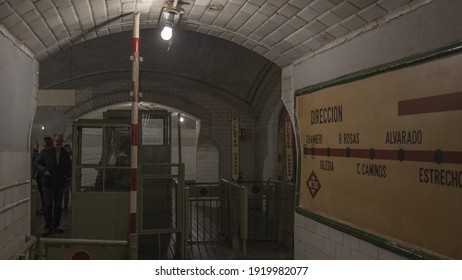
34,133,72,236
33,136,53,215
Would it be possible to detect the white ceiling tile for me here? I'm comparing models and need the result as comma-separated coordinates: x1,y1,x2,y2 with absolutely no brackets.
305,19,327,34
74,0,91,9
243,12,268,30
326,23,349,38
378,0,412,11
259,3,278,17
242,2,260,14
303,37,322,50
25,34,45,51
0,3,13,20
358,4,388,22
298,6,319,22
230,0,246,5
277,23,297,35
263,51,279,62
2,12,21,28
252,45,266,55
54,0,72,9
208,29,222,37
349,0,376,9
10,21,29,36
226,11,252,32
242,39,258,49
108,26,122,33
45,16,63,29
260,33,279,47
318,11,342,26
16,27,34,42
231,36,246,45
283,47,304,60
201,9,220,25
12,0,35,15
315,32,335,44
22,9,42,22
248,31,263,41
213,4,240,27
53,27,69,40
267,0,287,8
279,3,300,19
35,0,54,12
310,0,335,14
254,20,278,38
284,28,313,45
332,1,360,18
289,0,313,10
286,15,307,29
273,39,293,53
96,28,110,36
219,32,234,41
83,31,97,40
248,0,266,6
183,24,198,31
268,13,286,25
341,14,368,30
274,56,291,67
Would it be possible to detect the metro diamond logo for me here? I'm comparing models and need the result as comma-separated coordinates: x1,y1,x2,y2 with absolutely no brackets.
306,171,321,198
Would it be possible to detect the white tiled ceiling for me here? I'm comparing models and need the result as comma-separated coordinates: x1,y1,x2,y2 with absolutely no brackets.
0,0,426,66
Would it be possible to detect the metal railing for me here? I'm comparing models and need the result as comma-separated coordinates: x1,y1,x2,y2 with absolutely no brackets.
184,179,295,258
239,181,278,241
10,235,38,260
36,238,130,259
186,182,227,243
138,163,186,259
221,179,248,258
267,179,295,249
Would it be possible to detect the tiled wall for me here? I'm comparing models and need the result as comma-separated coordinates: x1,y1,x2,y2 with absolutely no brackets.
294,213,407,260
0,28,37,260
0,151,31,260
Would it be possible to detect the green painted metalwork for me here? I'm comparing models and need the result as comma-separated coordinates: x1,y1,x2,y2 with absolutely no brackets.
295,42,462,97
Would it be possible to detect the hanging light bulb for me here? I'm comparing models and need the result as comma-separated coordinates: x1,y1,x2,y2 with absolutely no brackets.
179,115,184,122
161,24,173,40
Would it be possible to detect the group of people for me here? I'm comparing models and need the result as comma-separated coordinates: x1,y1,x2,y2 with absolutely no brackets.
31,132,131,236
32,134,72,236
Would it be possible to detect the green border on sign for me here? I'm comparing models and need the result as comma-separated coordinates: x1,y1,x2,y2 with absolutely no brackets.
294,41,462,260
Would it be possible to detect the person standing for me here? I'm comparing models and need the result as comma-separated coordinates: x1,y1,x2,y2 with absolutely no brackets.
33,136,53,215
34,133,72,236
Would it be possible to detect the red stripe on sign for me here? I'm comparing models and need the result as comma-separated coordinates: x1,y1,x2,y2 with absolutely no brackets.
444,151,462,164
129,213,137,234
306,147,462,164
398,92,462,116
404,150,434,162
133,38,139,53
130,169,137,191
350,149,370,158
374,149,397,160
131,124,138,146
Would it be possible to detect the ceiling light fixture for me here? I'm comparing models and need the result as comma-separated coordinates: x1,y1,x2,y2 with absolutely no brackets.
159,0,185,41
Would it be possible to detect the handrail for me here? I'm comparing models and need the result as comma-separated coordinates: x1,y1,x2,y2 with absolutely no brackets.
36,238,130,260
10,235,38,260
266,178,295,186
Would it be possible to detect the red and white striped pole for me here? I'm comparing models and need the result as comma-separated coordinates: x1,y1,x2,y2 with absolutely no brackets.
129,9,140,260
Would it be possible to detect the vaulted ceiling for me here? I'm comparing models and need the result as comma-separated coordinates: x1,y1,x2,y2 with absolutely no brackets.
0,0,423,117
